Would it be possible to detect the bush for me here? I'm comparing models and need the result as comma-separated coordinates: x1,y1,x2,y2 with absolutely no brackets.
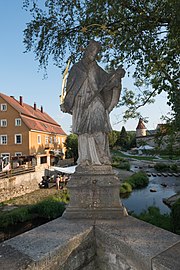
154,163,169,172
29,198,65,220
171,164,178,172
133,206,172,232
112,156,130,171
171,199,180,234
58,188,70,204
120,182,132,194
154,162,178,172
0,207,31,228
126,171,149,189
0,196,66,229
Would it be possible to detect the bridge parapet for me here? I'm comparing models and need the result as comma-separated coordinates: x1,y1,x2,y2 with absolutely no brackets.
0,216,179,269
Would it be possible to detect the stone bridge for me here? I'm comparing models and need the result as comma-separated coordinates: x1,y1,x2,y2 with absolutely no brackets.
0,216,179,270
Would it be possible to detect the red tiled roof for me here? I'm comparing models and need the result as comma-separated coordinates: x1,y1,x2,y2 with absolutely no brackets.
0,92,66,135
21,115,66,135
136,118,146,129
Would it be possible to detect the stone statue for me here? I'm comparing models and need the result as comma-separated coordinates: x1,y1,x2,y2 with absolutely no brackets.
61,40,125,166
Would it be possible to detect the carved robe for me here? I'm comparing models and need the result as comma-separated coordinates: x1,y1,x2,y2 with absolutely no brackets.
63,58,123,165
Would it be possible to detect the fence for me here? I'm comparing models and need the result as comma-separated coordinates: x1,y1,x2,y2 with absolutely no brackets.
0,166,35,179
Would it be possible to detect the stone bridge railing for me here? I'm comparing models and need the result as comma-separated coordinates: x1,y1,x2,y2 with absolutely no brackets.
0,216,179,270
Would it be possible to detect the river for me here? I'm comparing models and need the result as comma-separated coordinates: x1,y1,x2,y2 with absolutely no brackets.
121,175,180,215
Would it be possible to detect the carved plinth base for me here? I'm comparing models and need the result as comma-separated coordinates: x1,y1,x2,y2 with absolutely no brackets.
63,165,124,219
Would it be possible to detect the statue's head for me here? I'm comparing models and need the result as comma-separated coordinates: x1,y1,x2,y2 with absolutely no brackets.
84,40,101,61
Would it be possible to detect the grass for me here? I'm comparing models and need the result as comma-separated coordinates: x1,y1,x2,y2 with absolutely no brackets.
111,150,159,161
159,155,180,160
0,188,69,229
112,156,130,171
2,188,63,206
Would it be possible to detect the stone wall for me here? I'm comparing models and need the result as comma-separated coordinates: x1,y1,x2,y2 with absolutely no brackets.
0,168,44,202
0,217,179,270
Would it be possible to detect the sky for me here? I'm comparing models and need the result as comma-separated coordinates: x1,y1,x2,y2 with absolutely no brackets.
0,1,171,134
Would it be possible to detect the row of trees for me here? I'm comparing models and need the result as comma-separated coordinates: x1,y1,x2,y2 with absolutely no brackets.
108,127,136,150
64,127,136,162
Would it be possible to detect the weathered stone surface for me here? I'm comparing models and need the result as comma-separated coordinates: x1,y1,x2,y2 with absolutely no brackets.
152,242,180,270
0,170,44,203
95,217,180,270
61,40,125,166
0,216,179,270
63,165,124,219
0,218,94,270
0,244,33,270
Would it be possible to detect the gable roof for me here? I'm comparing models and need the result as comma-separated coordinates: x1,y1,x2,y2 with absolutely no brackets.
0,92,66,135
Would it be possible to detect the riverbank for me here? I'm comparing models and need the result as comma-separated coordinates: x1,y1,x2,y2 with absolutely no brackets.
163,193,180,207
0,187,61,212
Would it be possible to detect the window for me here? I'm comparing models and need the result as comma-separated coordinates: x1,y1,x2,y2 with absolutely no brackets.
45,136,49,144
1,104,7,111
1,153,10,164
0,135,7,144
15,152,22,157
37,135,41,144
40,156,47,164
50,137,53,144
0,119,7,127
15,134,22,144
15,118,21,126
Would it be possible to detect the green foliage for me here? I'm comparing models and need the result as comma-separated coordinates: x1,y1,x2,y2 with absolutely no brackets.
0,196,66,229
111,150,158,161
154,162,178,172
109,130,136,150
112,156,130,171
133,206,172,232
155,124,180,155
57,188,70,204
126,171,149,189
23,0,180,128
119,171,149,195
29,198,65,220
117,126,130,150
108,130,119,148
120,182,132,194
64,133,78,162
171,199,180,234
0,207,31,228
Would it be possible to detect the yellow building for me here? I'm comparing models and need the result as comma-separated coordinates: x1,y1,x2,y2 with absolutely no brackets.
0,93,67,162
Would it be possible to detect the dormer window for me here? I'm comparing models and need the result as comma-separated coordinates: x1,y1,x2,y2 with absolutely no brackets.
1,103,7,111
15,118,21,126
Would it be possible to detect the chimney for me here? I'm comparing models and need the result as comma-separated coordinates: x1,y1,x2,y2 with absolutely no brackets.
41,106,43,113
19,96,23,106
10,96,14,99
34,102,37,110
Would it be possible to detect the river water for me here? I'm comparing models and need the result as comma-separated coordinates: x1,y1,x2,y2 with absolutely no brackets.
121,175,180,215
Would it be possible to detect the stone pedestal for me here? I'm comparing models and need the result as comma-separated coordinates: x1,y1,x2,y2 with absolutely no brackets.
63,165,124,219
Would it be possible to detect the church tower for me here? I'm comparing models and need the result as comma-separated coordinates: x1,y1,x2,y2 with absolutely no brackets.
136,118,147,137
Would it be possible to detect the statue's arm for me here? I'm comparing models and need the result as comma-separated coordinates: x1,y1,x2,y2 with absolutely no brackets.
100,66,125,112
